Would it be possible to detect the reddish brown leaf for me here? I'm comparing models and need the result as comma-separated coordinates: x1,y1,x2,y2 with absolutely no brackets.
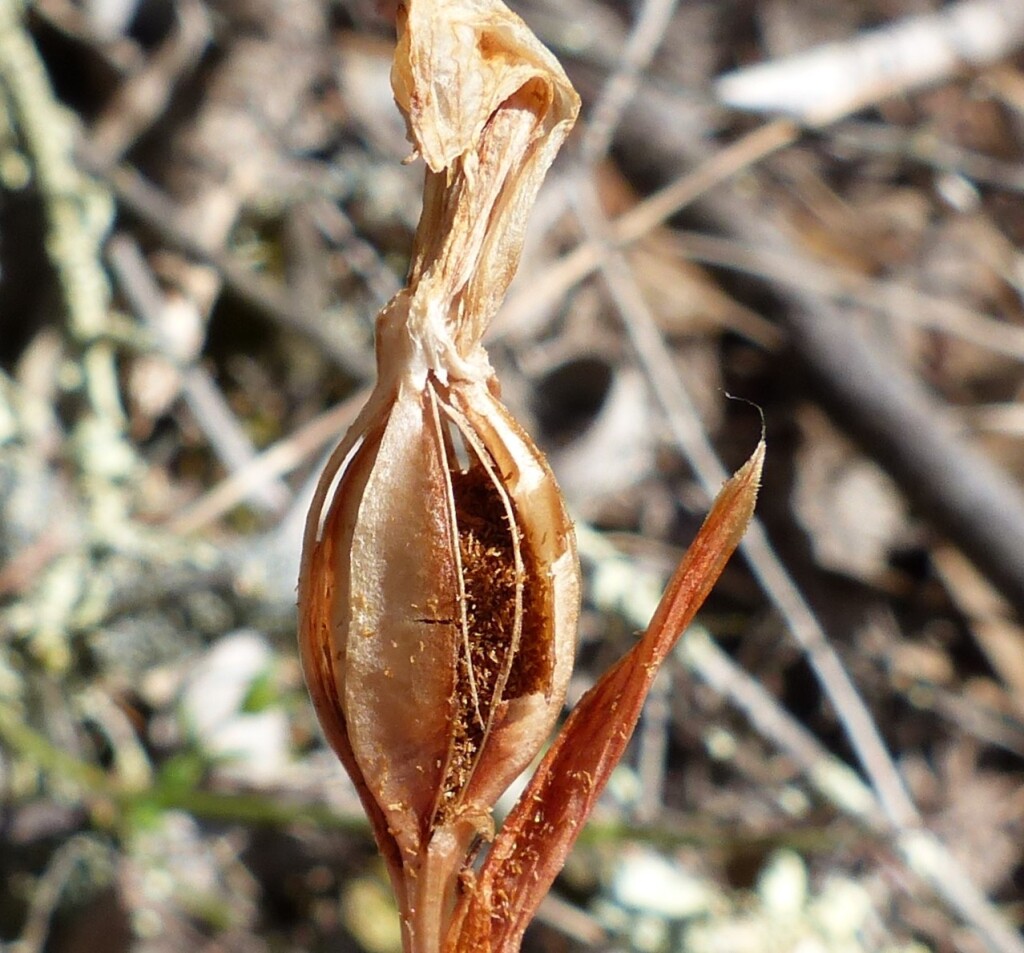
447,439,765,953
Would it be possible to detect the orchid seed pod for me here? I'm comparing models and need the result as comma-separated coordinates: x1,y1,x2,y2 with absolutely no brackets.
297,1,581,950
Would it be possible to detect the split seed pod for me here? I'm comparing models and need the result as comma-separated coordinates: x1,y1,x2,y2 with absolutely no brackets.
297,1,581,950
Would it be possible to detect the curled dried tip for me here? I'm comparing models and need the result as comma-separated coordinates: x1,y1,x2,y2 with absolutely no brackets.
392,0,580,356
392,0,578,172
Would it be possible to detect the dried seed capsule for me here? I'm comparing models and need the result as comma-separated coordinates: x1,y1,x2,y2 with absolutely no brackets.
299,302,580,951
304,365,579,814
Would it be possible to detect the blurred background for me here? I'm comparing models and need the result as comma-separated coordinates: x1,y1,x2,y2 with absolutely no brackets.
2,0,1024,950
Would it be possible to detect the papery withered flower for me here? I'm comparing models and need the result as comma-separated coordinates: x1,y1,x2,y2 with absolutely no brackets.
301,2,763,952
298,1,581,950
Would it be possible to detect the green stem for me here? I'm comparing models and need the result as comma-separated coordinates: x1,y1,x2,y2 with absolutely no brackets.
0,703,365,832
0,704,866,850
0,702,116,794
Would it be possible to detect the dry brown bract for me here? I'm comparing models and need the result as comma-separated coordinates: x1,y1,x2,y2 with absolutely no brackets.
297,2,761,952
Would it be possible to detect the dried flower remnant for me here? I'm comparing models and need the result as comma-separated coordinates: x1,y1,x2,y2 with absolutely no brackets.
297,0,580,950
